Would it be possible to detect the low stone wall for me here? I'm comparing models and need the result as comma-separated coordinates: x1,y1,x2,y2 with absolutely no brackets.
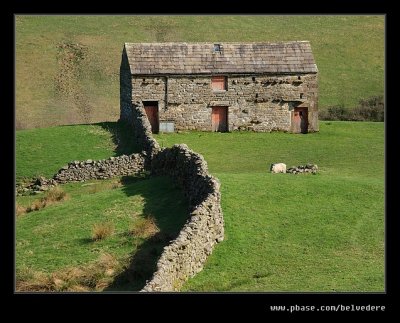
142,144,224,291
53,153,146,183
33,102,224,292
16,177,59,196
287,163,318,174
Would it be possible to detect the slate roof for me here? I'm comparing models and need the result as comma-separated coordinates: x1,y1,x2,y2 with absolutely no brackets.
124,41,318,75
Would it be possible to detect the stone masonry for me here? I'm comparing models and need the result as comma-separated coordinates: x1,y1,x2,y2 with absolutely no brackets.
120,42,319,133
130,104,160,159
142,144,224,291
130,103,224,292
128,74,318,132
16,154,147,195
33,101,225,292
53,153,146,183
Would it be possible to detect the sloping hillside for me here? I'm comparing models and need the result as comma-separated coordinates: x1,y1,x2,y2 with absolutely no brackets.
16,15,384,129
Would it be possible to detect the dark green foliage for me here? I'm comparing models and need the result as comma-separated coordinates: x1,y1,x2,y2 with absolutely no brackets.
319,96,384,122
319,105,348,121
351,96,384,121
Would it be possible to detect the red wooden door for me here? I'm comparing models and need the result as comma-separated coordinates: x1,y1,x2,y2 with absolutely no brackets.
293,107,308,134
144,105,159,133
212,107,228,132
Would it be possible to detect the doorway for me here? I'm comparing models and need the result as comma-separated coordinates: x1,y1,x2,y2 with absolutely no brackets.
212,106,228,132
293,107,308,134
143,102,159,133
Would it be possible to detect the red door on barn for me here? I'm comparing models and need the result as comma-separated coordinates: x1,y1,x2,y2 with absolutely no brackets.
212,107,228,132
293,107,308,134
143,102,159,133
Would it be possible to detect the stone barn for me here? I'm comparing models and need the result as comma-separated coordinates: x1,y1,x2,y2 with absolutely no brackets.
120,41,318,134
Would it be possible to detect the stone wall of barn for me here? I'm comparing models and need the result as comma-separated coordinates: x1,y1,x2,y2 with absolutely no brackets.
129,73,318,133
120,47,134,123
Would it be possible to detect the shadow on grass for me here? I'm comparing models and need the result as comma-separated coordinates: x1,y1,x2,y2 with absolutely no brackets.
58,121,141,156
104,175,189,291
97,121,142,156
76,237,94,245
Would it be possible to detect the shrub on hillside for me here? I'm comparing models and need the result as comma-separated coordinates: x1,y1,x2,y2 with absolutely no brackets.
349,96,384,121
319,105,348,121
26,187,68,213
129,216,159,239
92,222,115,241
16,204,27,217
16,253,122,291
46,187,68,202
319,96,384,121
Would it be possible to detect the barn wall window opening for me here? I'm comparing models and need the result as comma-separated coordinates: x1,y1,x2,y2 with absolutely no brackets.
213,44,222,52
212,76,227,91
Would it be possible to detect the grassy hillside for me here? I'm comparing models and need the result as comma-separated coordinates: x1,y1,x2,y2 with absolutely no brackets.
16,15,384,129
154,121,384,291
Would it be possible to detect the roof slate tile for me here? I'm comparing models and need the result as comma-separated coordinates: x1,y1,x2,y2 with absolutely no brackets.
125,42,318,75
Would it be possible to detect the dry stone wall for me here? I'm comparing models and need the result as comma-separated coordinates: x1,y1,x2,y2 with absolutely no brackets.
127,101,225,291
142,144,224,291
40,99,224,292
17,153,147,195
53,153,146,183
130,104,160,160
125,98,224,291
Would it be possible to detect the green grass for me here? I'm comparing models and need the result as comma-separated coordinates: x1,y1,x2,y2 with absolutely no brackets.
16,122,139,180
16,15,384,129
16,176,189,291
15,122,188,291
16,121,384,291
154,121,384,291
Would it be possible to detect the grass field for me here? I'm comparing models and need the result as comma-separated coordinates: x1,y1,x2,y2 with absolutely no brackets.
16,122,384,292
16,123,187,291
154,121,385,291
16,176,189,291
15,122,190,291
16,122,139,180
16,15,384,129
